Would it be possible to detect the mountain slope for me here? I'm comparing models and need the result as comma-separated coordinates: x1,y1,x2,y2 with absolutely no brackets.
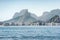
48,15,60,23
39,9,60,22
4,9,37,23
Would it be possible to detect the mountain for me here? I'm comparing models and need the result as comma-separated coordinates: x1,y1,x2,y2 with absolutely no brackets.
13,9,38,20
13,9,28,18
4,9,37,24
48,15,60,23
39,9,60,22
4,9,60,24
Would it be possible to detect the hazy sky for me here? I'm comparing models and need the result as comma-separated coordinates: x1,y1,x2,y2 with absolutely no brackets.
0,0,60,21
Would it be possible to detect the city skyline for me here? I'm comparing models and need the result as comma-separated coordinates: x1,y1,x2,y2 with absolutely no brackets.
0,0,60,21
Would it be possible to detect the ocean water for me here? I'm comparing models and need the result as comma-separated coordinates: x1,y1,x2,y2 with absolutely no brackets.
0,26,60,40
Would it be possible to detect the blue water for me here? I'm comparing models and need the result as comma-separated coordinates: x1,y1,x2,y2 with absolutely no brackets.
0,26,60,40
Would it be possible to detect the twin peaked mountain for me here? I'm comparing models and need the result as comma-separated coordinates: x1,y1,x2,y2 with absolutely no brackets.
4,9,60,24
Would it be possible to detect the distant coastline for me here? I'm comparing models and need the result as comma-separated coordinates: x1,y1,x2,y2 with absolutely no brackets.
0,9,60,26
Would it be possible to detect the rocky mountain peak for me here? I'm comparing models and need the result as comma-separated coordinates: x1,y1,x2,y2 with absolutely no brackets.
13,9,29,18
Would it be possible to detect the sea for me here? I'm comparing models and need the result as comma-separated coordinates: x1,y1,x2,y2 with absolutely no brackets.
0,26,60,40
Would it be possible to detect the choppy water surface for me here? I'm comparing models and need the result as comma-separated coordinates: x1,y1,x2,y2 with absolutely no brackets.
0,26,60,40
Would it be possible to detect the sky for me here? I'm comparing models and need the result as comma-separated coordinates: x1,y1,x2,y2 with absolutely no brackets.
0,0,60,21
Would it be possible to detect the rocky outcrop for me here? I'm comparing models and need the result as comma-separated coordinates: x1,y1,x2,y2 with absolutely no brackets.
48,15,60,23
